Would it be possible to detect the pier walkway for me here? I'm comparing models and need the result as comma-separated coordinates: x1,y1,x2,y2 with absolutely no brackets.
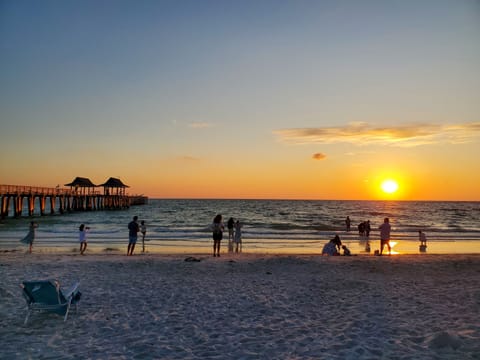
0,184,146,219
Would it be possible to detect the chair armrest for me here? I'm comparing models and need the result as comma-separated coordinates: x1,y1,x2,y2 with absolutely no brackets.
62,281,80,299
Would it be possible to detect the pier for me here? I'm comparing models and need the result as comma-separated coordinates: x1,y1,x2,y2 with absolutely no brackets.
0,177,147,219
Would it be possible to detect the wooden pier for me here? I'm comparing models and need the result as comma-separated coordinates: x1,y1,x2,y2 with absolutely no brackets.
0,181,144,219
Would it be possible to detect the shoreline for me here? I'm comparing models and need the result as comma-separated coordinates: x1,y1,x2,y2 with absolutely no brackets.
2,237,480,256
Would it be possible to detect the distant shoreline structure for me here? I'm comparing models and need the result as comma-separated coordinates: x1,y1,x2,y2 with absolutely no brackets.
0,178,148,218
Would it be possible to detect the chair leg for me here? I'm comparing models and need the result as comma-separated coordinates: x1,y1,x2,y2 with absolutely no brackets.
24,310,30,325
64,300,72,322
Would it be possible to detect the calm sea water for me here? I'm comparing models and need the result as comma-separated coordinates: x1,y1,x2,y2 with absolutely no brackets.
1,199,479,254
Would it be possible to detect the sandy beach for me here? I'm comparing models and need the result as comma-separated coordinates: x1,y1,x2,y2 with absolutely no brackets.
0,252,479,359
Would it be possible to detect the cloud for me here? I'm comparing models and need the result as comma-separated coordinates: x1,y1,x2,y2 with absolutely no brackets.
312,153,326,160
274,122,480,147
189,122,212,129
177,155,201,162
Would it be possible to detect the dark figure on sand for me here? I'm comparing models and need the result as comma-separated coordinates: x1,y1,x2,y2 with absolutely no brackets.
345,216,351,232
365,220,371,238
227,217,234,253
419,230,427,252
358,222,365,237
20,221,38,254
212,214,224,257
234,220,242,253
140,220,147,253
379,217,391,255
79,224,90,255
127,216,140,256
322,235,342,256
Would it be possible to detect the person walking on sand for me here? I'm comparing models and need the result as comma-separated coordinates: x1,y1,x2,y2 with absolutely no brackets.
234,220,242,253
127,216,140,256
20,221,38,254
211,214,224,257
140,220,147,253
379,217,391,255
227,217,234,253
79,224,90,255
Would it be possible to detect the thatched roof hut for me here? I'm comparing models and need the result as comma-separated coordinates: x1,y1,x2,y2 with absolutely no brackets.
99,177,129,196
65,177,97,194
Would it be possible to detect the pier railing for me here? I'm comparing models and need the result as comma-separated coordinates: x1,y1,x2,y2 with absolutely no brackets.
0,184,143,218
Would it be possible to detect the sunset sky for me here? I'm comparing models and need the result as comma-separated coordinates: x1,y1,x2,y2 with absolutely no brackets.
1,0,479,200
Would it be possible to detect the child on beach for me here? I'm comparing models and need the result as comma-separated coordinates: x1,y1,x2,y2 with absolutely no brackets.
227,217,234,253
79,224,90,255
140,221,147,253
419,230,427,252
20,221,38,254
234,220,242,253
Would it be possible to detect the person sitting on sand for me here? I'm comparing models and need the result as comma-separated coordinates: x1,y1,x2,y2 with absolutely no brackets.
79,224,90,255
342,245,351,256
332,234,342,251
322,237,340,256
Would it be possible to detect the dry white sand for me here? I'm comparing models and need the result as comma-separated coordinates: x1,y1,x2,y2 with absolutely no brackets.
0,252,479,359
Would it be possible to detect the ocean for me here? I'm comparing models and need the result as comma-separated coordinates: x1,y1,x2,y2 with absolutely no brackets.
1,199,480,254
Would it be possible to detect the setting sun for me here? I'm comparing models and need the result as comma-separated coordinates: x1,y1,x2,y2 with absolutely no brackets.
381,179,399,194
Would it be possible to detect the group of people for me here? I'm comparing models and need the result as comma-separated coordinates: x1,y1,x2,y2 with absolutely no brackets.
127,216,147,256
212,215,242,257
326,217,392,256
19,215,428,257
345,216,372,237
79,216,148,256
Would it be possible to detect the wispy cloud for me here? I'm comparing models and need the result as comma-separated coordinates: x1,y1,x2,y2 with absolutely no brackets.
274,122,480,147
189,122,212,129
177,155,201,162
312,153,326,160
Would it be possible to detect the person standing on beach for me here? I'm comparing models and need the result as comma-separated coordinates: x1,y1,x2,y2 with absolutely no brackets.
127,216,140,256
419,230,427,252
234,220,242,253
79,224,90,255
212,214,224,257
379,217,391,255
345,216,351,232
20,221,38,254
140,220,147,253
365,220,371,238
227,217,234,253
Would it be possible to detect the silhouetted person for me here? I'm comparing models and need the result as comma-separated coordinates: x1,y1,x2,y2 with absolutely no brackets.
140,220,147,253
20,221,38,254
127,216,139,256
345,216,351,232
379,218,391,255
79,224,90,255
212,214,224,257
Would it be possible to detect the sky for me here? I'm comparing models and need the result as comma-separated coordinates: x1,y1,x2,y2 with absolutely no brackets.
1,0,479,200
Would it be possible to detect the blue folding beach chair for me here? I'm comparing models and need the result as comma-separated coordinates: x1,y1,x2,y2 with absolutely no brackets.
21,280,81,324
